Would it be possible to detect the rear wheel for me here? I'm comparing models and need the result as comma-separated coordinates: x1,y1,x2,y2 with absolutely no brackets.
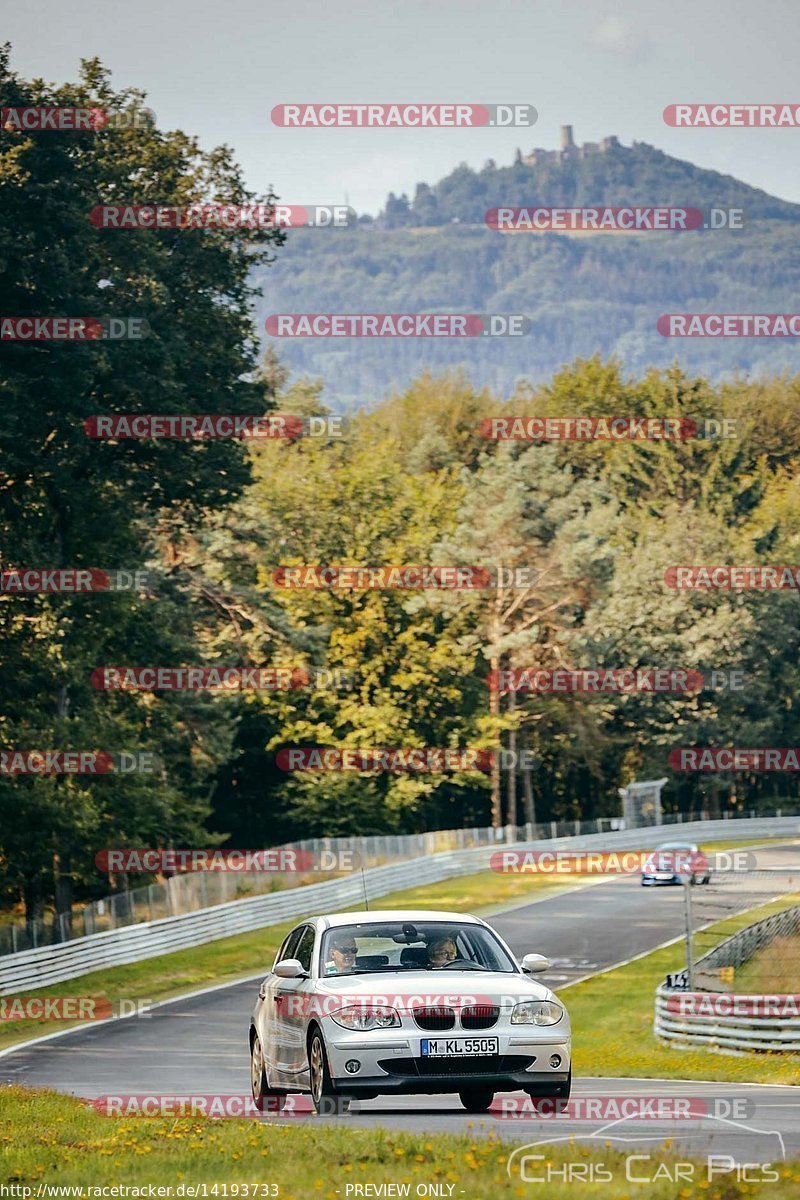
308,1029,350,1115
458,1085,494,1113
250,1032,286,1112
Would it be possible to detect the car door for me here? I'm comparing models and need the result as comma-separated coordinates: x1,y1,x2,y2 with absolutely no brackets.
260,924,304,1083
272,923,317,1088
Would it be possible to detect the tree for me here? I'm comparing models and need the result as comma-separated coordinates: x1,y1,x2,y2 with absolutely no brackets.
0,48,285,919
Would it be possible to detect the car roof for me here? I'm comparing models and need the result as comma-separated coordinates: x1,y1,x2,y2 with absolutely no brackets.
314,909,484,928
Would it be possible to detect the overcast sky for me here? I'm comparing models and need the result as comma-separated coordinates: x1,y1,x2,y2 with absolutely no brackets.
4,0,800,213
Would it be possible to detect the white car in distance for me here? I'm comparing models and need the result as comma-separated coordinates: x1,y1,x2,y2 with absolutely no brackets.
249,908,571,1114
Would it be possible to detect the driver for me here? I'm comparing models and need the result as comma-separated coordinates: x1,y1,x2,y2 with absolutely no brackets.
427,937,457,968
327,936,359,974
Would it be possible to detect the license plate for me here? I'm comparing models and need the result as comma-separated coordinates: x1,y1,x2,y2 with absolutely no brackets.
420,1037,498,1057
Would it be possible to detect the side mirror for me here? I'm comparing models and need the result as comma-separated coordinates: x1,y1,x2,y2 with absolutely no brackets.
274,958,306,979
521,953,550,974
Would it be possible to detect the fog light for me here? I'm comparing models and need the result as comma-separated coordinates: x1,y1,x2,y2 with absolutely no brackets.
345,1059,361,1074
549,1054,562,1068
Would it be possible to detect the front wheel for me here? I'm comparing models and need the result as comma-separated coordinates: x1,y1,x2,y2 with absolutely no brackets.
308,1029,350,1115
250,1032,286,1112
525,1066,572,1109
458,1086,494,1113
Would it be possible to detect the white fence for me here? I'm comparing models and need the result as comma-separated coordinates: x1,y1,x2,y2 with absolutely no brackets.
2,816,798,995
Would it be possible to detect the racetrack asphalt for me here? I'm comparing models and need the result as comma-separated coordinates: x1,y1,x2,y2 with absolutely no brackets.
2,844,798,1161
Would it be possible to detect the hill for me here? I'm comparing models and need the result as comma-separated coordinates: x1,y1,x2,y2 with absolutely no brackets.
252,135,800,406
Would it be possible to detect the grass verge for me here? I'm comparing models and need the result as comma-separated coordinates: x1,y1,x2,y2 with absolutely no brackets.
568,892,800,1085
1,1085,800,1197
734,932,799,993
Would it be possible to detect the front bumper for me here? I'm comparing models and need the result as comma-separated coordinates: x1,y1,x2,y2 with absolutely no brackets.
323,1024,571,1094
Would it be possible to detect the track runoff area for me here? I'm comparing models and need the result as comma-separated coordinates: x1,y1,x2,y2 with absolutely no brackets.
2,841,799,1173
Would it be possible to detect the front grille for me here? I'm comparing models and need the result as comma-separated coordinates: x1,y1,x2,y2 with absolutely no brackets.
412,1006,456,1031
378,1055,534,1078
460,1004,499,1030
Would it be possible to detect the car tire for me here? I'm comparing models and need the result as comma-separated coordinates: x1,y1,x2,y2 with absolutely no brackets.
308,1028,350,1115
458,1086,494,1113
250,1031,286,1113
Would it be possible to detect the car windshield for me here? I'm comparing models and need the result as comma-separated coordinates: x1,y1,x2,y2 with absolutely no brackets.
319,920,518,976
657,844,697,852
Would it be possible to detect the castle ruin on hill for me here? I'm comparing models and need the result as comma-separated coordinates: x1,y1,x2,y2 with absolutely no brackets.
516,125,621,167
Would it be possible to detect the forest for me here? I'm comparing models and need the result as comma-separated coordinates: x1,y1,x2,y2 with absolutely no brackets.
2,50,800,923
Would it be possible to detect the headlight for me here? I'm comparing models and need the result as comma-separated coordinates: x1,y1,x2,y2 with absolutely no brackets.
329,1005,400,1030
511,1000,563,1026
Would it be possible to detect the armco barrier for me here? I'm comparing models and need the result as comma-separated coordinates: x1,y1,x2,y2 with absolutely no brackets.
3,808,782,956
1,816,798,994
655,902,800,1053
655,985,800,1053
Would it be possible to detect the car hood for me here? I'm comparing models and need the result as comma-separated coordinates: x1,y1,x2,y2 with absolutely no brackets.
312,969,556,1009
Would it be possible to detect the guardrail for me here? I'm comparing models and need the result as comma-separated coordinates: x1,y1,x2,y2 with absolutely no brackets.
654,984,800,1053
0,818,622,955
2,806,789,957
2,815,798,994
655,904,800,1053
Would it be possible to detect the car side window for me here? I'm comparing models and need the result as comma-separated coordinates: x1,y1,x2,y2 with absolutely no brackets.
274,926,304,968
294,925,316,974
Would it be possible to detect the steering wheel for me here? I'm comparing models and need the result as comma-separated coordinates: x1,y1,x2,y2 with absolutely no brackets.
435,957,483,970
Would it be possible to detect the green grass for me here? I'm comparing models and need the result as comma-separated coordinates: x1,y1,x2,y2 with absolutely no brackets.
3,844,800,1193
2,1086,800,1197
567,892,800,1085
733,933,800,993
